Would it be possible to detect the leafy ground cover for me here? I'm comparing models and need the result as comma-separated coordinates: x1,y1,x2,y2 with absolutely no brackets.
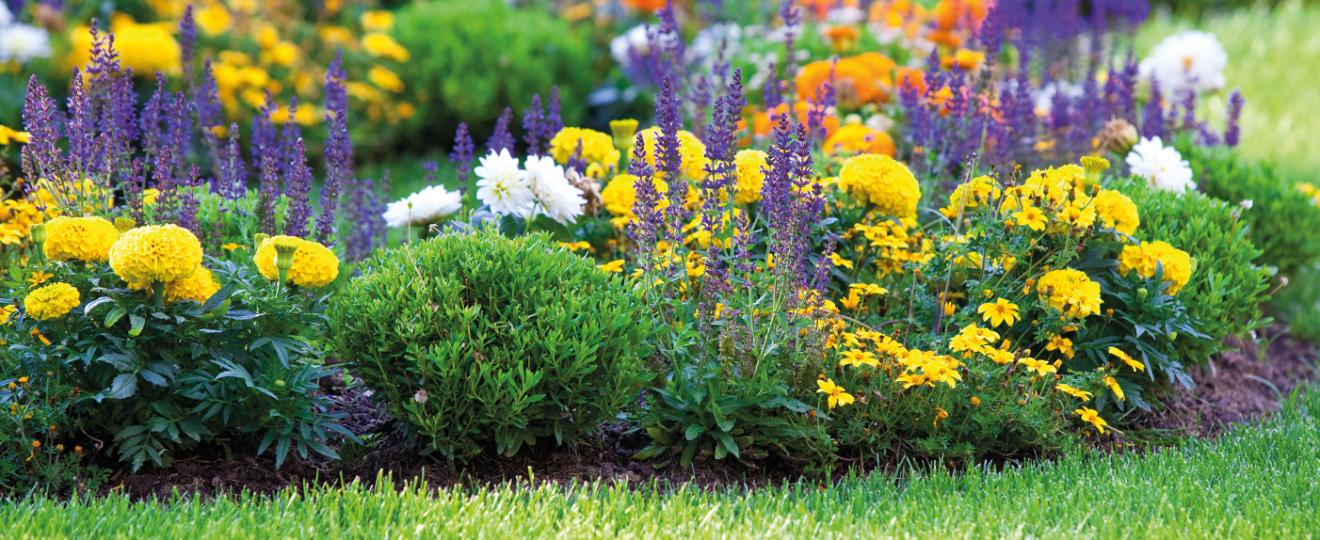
3,385,1317,539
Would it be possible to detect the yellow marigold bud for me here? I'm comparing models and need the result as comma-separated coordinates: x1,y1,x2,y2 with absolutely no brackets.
164,267,222,304
837,154,921,218
43,216,120,263
29,223,47,245
24,282,80,321
254,236,340,288
109,225,204,284
609,119,640,151
31,440,40,448
114,217,137,233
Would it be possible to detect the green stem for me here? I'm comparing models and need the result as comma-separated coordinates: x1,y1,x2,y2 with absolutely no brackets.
151,281,165,306
277,267,289,297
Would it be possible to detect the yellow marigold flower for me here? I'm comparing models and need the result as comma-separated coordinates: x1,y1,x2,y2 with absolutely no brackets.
816,378,855,409
837,154,920,218
363,32,409,61
253,236,340,288
0,125,31,145
1046,335,1075,359
732,149,768,204
1037,268,1103,318
829,252,854,270
27,271,52,288
1011,206,1047,231
1092,190,1140,235
68,21,180,75
943,301,956,317
970,396,982,406
1108,347,1146,372
361,10,395,31
822,123,895,157
597,260,625,273
109,225,203,284
164,267,221,304
1018,357,1058,376
1117,241,1194,296
24,283,80,321
221,243,245,252
933,407,949,427
1104,376,1125,401
196,4,230,34
549,128,621,171
838,349,878,368
1056,384,1093,401
600,174,676,224
1075,407,1108,433
637,127,710,181
941,175,1002,218
1,305,16,325
977,298,1019,327
368,66,405,93
43,216,120,263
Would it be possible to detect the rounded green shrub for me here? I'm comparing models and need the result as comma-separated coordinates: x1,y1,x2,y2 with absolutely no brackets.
1111,176,1273,365
331,229,655,461
1185,145,1320,277
391,0,595,153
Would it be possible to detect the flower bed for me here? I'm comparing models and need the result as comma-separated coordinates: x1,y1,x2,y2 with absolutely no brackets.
0,0,1316,496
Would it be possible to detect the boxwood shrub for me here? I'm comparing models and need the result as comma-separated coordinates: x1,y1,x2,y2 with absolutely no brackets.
330,230,655,462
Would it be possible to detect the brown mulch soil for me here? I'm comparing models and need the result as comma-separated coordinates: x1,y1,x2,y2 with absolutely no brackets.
1128,324,1317,438
96,325,1316,501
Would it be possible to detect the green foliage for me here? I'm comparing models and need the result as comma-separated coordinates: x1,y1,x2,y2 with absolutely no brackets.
1110,174,1273,367
331,229,655,462
392,0,595,152
1183,145,1320,276
1,260,348,472
0,370,109,494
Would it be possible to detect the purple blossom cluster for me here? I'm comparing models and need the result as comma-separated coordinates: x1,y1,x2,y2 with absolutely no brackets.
20,17,384,255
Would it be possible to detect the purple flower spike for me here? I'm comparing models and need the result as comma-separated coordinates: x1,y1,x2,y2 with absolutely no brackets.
284,138,315,238
1224,89,1244,147
523,94,546,156
258,154,281,236
487,107,516,154
318,49,354,246
179,4,196,85
1141,79,1164,140
450,122,475,185
547,86,564,136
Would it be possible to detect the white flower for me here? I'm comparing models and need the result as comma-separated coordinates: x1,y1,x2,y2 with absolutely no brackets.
1139,31,1228,98
1126,137,1196,194
0,5,12,27
382,185,463,228
524,155,585,225
0,24,52,65
1239,199,1254,210
610,25,652,70
474,149,534,218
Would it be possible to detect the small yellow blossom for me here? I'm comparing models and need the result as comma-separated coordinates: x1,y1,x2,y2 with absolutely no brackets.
977,298,1019,327
597,260,625,273
1075,407,1108,433
1108,347,1145,372
816,378,855,409
1056,384,1093,401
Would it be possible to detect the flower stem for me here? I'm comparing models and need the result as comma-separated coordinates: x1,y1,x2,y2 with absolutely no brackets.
151,281,165,306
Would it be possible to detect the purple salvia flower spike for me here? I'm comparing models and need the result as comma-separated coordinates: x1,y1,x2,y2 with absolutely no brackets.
546,86,564,136
318,49,353,246
1224,89,1244,147
487,107,516,154
179,4,197,85
284,138,315,238
523,94,546,156
449,122,475,186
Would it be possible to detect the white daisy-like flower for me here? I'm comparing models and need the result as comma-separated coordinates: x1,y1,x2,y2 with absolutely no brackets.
524,155,585,225
474,149,534,218
1138,31,1228,98
1126,137,1196,194
382,185,463,228
0,23,52,65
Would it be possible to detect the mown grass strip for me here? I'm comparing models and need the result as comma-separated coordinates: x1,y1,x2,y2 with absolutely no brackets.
1,388,1316,539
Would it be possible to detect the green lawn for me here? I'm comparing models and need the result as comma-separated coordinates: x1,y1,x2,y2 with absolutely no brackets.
3,387,1316,539
1137,0,1320,184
